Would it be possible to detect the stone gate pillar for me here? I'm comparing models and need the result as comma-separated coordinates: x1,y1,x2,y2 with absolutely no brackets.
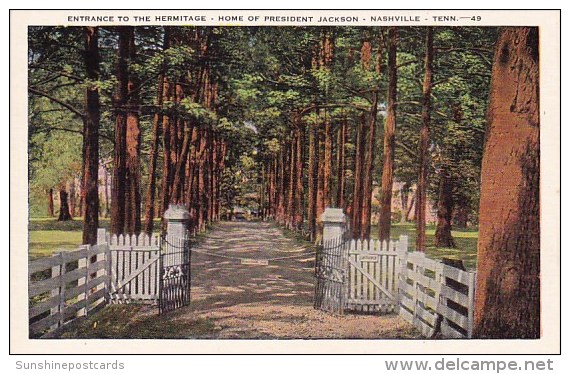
321,208,347,243
164,204,190,239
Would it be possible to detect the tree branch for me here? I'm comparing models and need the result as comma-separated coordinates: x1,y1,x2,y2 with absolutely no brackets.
29,87,85,119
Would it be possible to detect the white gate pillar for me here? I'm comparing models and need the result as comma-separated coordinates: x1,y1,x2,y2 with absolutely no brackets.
321,208,347,242
164,204,190,239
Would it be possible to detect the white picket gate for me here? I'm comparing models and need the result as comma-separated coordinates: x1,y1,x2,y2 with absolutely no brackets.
345,236,407,313
320,231,476,339
101,229,162,303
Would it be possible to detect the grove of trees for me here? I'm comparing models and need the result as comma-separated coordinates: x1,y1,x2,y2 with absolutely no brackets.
28,25,540,338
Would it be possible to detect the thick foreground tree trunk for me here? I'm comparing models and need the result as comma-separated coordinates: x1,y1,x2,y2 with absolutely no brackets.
474,27,540,339
82,26,100,244
58,188,72,221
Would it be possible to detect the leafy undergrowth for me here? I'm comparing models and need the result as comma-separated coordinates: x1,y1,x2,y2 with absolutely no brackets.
56,305,216,339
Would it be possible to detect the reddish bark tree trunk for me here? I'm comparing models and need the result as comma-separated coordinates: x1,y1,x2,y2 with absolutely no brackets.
143,72,165,235
159,79,174,232
307,119,319,240
110,27,130,235
316,127,325,230
143,30,169,235
294,123,304,229
81,26,100,244
68,180,76,218
361,93,379,239
287,132,296,229
47,188,54,217
378,27,398,242
434,166,456,248
415,27,433,252
58,188,72,221
336,117,346,209
474,27,540,339
323,113,333,211
124,27,142,236
351,117,365,238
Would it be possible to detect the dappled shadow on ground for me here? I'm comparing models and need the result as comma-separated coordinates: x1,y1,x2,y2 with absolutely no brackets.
190,221,315,312
184,221,421,339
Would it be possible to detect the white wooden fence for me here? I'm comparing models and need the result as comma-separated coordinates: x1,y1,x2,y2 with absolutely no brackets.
28,244,110,337
323,234,477,339
28,229,162,337
398,251,476,339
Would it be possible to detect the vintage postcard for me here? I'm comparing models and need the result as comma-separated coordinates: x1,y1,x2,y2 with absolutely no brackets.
10,9,560,354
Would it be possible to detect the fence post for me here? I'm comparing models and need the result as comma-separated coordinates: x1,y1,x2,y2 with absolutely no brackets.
396,235,409,313
467,271,476,338
321,208,348,312
164,204,190,241
321,208,347,243
50,252,65,332
97,228,107,245
76,244,90,318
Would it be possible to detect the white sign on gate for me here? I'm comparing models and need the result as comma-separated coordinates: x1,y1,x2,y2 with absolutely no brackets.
358,254,379,262
241,259,269,266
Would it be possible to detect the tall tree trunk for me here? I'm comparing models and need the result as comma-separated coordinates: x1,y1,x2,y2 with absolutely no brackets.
143,30,169,234
434,166,456,248
58,188,72,221
406,192,416,222
351,118,365,238
307,120,319,240
68,180,76,218
474,27,540,339
47,188,54,217
159,79,174,232
82,26,100,244
143,73,165,235
294,123,304,229
323,113,333,211
103,166,110,218
455,204,469,228
171,123,192,204
361,93,379,239
287,132,296,229
124,27,142,235
316,126,325,232
336,117,346,209
110,27,130,236
378,27,398,242
415,26,433,252
400,183,410,223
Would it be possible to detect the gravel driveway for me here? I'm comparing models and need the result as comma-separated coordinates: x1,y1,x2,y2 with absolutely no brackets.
179,221,420,339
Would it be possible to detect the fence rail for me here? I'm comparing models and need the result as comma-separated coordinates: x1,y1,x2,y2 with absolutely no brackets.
319,229,476,339
28,244,109,337
398,251,476,339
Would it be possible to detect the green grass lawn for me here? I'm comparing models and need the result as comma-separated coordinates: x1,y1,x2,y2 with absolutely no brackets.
374,223,478,270
28,218,478,269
